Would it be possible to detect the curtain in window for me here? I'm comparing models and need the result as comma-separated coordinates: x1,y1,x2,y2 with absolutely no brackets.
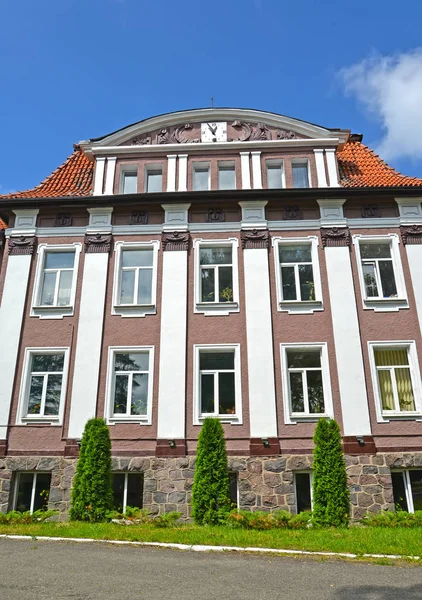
375,349,414,411
395,368,415,411
377,370,395,410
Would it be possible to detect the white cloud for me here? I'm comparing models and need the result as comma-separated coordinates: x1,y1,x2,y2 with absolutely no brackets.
340,49,422,161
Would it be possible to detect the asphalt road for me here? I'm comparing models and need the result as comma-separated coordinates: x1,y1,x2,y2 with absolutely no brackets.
0,539,421,600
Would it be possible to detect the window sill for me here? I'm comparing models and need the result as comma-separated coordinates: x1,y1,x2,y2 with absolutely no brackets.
278,300,323,315
363,298,408,312
108,416,151,425
288,413,330,423
20,417,61,425
112,304,156,318
196,414,241,425
195,301,239,316
380,411,422,422
31,305,74,320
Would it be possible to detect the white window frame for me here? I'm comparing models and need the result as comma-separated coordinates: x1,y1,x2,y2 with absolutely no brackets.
12,472,52,514
192,161,211,191
112,240,160,317
280,343,333,424
266,159,285,189
193,238,240,315
391,469,422,513
353,234,408,312
31,243,82,319
17,347,70,425
120,167,138,194
368,341,422,422
193,344,242,425
272,236,323,314
217,160,236,190
291,158,311,188
105,346,154,425
144,163,163,193
295,471,313,513
112,472,144,511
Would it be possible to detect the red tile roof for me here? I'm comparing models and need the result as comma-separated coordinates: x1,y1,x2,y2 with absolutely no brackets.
0,140,420,201
0,218,6,230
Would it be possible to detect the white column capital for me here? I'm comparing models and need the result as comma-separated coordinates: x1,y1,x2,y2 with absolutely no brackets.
87,207,113,232
395,197,422,221
162,203,191,231
239,200,268,229
11,209,39,234
317,199,347,226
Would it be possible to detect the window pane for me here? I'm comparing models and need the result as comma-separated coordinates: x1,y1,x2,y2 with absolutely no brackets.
28,376,44,414
296,473,312,513
44,375,62,416
299,264,315,301
122,249,153,267
267,164,283,189
34,473,51,512
200,352,234,370
114,375,128,414
379,261,397,298
409,470,422,511
218,166,236,190
32,354,64,372
279,244,312,263
45,252,75,269
362,263,378,297
396,368,415,411
137,269,153,304
200,247,232,265
115,353,149,372
146,170,162,193
112,474,125,512
292,164,309,188
290,372,304,412
123,172,137,194
193,168,209,191
287,350,321,369
374,348,409,367
229,472,238,507
377,370,395,410
131,373,148,415
120,270,135,304
127,474,144,509
307,371,324,413
281,266,296,300
391,472,408,511
40,272,56,306
15,473,34,512
201,268,215,302
201,373,214,413
218,267,233,302
360,243,391,259
219,372,235,415
57,270,73,306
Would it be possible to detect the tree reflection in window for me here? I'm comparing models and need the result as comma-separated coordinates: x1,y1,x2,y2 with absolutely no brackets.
27,354,64,417
113,353,149,417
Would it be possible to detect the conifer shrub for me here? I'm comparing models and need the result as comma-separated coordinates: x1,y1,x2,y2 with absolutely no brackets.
312,418,349,527
191,417,230,525
70,418,112,522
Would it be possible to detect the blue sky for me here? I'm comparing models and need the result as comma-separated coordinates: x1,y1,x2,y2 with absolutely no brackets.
1,0,422,193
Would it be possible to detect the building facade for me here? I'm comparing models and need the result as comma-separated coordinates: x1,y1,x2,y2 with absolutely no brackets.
1,108,422,520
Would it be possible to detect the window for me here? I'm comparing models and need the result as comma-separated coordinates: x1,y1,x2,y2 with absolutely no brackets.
295,472,312,513
193,239,239,315
121,171,138,194
272,237,322,313
218,163,236,190
292,162,310,188
113,241,159,317
369,343,422,418
112,473,144,512
13,473,51,513
281,344,333,423
106,347,154,423
229,472,238,508
354,235,407,311
194,345,242,424
146,167,162,193
18,348,69,424
391,470,422,513
193,164,210,191
266,161,284,189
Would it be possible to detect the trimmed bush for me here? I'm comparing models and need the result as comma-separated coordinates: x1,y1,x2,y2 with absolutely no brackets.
70,418,112,522
192,417,230,525
362,510,422,528
312,419,349,527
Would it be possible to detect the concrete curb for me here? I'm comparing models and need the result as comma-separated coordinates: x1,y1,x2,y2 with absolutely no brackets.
0,534,420,561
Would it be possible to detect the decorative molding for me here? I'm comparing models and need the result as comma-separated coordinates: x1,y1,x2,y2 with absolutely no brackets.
8,235,36,256
283,206,303,220
276,129,296,140
321,227,350,248
230,121,271,142
206,208,224,223
361,204,381,219
156,124,200,145
55,213,73,227
241,228,269,250
130,211,148,225
131,135,152,145
401,224,422,245
84,233,112,254
162,230,189,251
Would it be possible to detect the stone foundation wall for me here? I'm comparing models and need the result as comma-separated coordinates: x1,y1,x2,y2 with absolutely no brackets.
0,452,421,520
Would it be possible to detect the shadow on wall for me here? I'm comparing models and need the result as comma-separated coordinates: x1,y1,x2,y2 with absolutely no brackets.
335,583,422,599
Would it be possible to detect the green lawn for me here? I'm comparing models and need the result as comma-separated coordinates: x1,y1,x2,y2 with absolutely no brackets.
1,522,421,558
